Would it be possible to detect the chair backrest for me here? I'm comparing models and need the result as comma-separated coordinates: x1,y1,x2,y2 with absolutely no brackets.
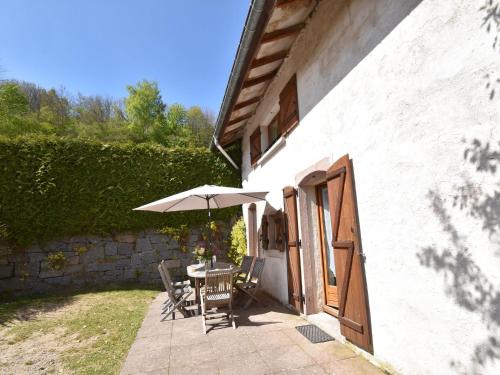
158,261,177,301
162,259,181,269
204,268,234,306
249,258,265,285
240,255,254,274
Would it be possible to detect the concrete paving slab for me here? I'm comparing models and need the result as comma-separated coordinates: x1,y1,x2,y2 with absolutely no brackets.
120,292,385,375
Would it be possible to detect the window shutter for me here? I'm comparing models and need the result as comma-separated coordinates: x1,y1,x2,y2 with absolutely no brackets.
283,186,303,313
273,211,284,252
279,75,299,135
250,127,261,164
325,154,373,354
260,215,269,250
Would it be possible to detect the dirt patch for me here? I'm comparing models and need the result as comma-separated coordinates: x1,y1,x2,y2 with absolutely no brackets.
0,298,98,374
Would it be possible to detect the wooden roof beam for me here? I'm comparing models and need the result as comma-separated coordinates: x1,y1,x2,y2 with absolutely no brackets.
261,23,305,44
234,96,262,110
227,112,254,126
276,0,300,6
251,50,288,68
243,69,279,88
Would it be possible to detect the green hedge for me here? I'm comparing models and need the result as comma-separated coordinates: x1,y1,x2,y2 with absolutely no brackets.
0,136,240,245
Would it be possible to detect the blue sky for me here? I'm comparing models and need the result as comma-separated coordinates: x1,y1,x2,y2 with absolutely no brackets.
0,0,249,114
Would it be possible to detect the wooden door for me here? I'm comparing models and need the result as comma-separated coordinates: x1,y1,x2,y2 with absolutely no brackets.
326,154,373,354
317,183,339,309
283,186,303,313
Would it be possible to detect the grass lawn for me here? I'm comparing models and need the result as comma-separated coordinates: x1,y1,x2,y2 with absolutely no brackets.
0,286,159,374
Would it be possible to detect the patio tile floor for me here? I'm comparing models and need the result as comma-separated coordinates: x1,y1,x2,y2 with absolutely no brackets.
120,292,385,375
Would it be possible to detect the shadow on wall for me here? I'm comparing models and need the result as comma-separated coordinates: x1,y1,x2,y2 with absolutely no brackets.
417,139,500,374
299,0,423,119
481,0,500,99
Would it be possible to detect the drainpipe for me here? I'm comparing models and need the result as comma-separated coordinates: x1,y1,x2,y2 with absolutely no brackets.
213,136,239,170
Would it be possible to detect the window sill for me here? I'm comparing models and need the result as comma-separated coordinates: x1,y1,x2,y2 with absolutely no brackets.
255,136,286,166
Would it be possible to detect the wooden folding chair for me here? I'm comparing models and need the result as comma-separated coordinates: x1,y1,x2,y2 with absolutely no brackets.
234,255,254,283
235,257,266,309
201,268,236,334
158,260,192,321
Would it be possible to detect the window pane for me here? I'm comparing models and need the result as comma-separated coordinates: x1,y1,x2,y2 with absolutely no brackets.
321,186,336,286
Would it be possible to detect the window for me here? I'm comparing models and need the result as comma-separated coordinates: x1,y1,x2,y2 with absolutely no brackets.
259,211,285,252
250,127,261,165
278,74,299,135
266,115,279,150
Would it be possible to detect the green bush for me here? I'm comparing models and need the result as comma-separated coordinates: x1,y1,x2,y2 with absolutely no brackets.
227,217,247,265
0,136,240,245
47,251,67,270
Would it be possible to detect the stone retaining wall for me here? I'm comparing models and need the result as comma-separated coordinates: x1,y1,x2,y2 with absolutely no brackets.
0,224,230,293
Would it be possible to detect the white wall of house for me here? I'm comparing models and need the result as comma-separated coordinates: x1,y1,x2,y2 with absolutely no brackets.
240,0,500,374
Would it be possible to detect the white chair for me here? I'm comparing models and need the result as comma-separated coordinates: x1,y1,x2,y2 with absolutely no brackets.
201,268,236,334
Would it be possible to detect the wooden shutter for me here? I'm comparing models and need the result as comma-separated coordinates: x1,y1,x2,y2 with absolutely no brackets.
273,211,284,252
278,75,299,135
326,154,373,353
260,215,269,250
283,186,303,312
250,127,261,164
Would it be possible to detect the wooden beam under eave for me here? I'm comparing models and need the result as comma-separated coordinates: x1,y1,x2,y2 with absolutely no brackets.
234,96,261,110
242,69,279,88
227,112,254,126
276,0,299,6
261,23,305,44
251,50,288,68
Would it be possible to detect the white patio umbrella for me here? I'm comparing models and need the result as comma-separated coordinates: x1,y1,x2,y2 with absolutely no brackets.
133,184,268,251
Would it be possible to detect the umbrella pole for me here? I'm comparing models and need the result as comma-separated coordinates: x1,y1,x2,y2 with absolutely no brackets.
206,197,212,255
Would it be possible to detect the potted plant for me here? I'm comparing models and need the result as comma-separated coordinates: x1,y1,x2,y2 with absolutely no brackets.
193,245,213,268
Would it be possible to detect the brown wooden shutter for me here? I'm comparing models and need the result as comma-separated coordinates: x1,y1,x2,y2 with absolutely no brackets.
260,215,269,250
278,75,299,135
326,154,373,353
250,127,261,164
283,186,303,312
273,211,284,252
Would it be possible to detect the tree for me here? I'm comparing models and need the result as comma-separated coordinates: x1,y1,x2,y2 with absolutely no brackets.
0,83,28,119
186,106,214,147
124,80,167,142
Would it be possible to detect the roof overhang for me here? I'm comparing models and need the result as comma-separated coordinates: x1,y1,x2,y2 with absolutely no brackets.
212,0,317,148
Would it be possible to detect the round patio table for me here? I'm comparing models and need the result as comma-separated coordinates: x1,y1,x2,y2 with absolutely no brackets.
186,262,241,310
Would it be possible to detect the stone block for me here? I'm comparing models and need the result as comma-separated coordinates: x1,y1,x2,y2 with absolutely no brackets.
105,242,118,256
45,276,71,285
131,253,141,266
136,238,152,252
118,242,134,256
39,269,63,278
45,241,68,252
152,242,168,253
148,234,167,244
64,264,83,275
86,262,114,272
0,258,8,265
81,245,104,263
141,251,157,265
26,245,43,253
0,263,14,279
66,256,79,266
115,233,136,243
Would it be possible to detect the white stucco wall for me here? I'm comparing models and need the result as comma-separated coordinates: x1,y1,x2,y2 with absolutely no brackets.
240,0,500,374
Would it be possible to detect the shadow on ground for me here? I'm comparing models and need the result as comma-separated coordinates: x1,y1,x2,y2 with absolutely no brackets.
0,283,161,327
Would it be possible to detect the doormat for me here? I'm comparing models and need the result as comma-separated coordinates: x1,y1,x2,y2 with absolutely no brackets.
295,324,334,344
